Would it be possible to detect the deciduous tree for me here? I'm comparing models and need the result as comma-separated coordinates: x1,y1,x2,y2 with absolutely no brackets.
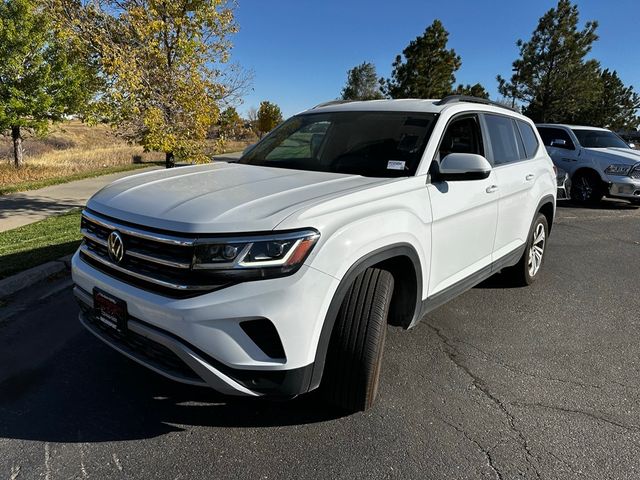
0,0,99,167
50,0,242,167
383,20,461,99
218,106,243,139
257,101,282,138
341,62,384,101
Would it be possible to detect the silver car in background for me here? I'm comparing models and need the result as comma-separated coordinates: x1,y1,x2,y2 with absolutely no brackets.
537,124,640,205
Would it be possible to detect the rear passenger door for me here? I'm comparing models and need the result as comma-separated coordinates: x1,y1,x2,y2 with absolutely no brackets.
484,114,541,263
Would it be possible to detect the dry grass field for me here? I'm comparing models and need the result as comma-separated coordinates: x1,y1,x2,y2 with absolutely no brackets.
0,121,253,195
0,121,164,194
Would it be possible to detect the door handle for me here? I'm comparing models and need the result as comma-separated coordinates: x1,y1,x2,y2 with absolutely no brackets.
525,174,535,181
486,185,498,194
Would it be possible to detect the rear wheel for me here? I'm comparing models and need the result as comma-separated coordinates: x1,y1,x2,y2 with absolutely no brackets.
504,213,549,286
321,268,394,412
570,171,603,204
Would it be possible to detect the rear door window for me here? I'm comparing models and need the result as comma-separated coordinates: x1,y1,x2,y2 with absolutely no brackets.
484,114,523,165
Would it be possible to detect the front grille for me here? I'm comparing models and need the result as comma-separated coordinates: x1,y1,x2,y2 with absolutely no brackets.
86,311,200,382
631,166,640,179
80,209,228,298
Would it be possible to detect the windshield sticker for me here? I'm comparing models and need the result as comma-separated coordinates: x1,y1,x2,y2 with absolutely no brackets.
387,160,406,171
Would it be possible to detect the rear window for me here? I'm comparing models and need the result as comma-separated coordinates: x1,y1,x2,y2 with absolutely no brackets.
240,111,438,177
516,121,540,158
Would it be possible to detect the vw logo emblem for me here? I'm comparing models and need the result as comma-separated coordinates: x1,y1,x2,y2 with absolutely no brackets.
107,231,125,264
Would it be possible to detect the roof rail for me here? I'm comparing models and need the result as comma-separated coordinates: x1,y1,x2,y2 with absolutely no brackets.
435,95,519,112
312,99,356,109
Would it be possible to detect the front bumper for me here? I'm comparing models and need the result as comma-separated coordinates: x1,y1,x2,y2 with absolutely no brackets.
607,176,640,200
72,250,339,397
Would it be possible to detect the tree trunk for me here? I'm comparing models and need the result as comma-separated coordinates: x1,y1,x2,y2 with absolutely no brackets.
12,126,24,168
165,151,175,169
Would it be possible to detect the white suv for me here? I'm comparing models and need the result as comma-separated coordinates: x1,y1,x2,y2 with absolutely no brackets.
537,124,640,204
72,96,556,412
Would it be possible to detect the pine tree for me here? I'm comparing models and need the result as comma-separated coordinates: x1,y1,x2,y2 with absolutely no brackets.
453,83,489,99
577,69,640,130
383,20,461,99
341,62,384,101
497,0,600,123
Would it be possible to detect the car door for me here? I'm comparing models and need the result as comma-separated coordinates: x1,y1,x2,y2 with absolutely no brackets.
426,114,498,295
537,127,580,174
484,114,542,263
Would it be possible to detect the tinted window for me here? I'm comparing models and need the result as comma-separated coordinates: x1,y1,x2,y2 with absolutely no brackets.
485,114,522,165
438,115,484,160
537,127,575,149
572,129,630,149
516,121,540,158
241,111,437,177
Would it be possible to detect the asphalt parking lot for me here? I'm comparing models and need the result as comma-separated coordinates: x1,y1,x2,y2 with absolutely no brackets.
1,199,639,480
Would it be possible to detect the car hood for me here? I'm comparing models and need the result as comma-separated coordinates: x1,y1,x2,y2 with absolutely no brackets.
87,162,391,233
586,147,640,165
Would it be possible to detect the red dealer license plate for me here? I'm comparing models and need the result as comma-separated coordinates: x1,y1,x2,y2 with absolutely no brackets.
93,288,128,333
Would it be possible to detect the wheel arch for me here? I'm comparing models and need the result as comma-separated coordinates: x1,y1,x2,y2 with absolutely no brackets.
537,195,556,233
308,243,423,391
571,166,608,185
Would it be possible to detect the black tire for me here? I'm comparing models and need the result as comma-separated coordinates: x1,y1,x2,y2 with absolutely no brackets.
504,213,549,286
570,171,603,204
321,268,394,412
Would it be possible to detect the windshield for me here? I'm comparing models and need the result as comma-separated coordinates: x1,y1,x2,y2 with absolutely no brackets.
572,129,630,149
240,111,437,177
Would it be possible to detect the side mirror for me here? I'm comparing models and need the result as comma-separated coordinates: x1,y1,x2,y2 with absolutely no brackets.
550,139,567,148
437,153,492,181
629,143,636,149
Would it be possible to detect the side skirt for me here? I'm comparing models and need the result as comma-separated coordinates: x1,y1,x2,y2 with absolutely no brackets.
417,243,526,320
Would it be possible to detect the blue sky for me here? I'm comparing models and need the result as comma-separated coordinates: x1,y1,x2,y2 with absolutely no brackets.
231,0,638,118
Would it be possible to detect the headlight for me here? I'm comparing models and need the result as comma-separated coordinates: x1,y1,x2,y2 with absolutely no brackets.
604,164,632,175
193,229,320,280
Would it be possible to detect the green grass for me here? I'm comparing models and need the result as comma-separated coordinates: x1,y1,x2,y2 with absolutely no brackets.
0,162,164,196
0,209,83,279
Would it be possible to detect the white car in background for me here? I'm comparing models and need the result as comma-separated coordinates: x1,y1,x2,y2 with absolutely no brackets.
537,124,640,204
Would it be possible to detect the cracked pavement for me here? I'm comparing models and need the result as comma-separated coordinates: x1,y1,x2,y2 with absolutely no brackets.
1,199,639,479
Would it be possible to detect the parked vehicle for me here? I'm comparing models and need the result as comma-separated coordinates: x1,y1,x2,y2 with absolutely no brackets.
537,124,640,204
72,96,556,412
556,167,571,199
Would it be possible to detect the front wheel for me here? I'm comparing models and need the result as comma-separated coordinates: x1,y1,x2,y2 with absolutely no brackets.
570,171,603,204
321,268,394,413
504,213,549,286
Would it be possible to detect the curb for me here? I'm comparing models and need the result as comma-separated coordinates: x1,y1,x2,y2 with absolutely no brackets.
0,254,73,299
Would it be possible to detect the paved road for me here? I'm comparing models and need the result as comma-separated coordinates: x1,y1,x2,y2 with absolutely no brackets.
1,200,639,479
0,153,242,232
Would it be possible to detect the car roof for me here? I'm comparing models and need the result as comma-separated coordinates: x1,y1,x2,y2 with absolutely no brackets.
300,98,534,124
305,99,443,114
536,123,611,132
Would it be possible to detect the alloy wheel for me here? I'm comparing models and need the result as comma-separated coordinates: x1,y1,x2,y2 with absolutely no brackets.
528,223,545,277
